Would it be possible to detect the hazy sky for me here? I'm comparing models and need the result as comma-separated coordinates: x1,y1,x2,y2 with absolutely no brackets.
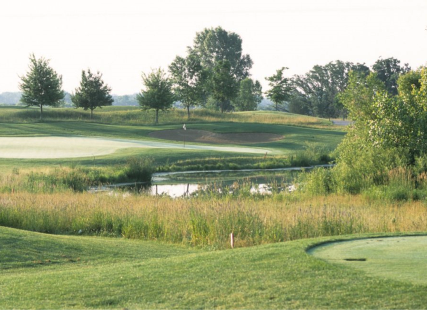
1,0,427,95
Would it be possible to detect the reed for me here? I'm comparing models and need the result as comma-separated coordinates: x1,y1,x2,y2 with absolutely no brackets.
1,191,426,249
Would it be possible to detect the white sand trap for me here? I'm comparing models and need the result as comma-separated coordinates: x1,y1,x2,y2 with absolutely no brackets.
0,136,271,159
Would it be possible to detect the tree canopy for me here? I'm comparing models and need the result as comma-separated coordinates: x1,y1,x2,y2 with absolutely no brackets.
290,61,370,118
372,57,411,96
265,67,292,111
19,54,64,120
169,53,207,118
71,69,113,119
136,68,175,124
210,60,239,113
189,26,253,82
234,78,263,111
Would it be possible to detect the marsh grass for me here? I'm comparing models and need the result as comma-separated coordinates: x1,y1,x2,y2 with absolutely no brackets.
0,157,154,193
1,191,426,249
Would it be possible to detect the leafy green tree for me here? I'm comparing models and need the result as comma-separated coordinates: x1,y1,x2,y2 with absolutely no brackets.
71,69,113,119
19,54,64,120
372,57,411,96
338,71,385,122
326,68,427,194
234,78,263,111
211,60,239,113
291,61,370,118
397,69,421,104
265,67,292,111
189,26,253,82
169,53,207,118
136,68,175,124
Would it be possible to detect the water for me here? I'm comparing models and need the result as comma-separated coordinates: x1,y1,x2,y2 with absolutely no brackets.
91,165,331,198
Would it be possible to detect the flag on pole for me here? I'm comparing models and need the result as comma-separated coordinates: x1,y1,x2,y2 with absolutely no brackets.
183,124,186,130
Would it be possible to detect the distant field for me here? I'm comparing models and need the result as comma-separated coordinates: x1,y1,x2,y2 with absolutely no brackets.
0,106,337,128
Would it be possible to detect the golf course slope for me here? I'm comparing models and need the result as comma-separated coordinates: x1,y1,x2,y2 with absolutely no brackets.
2,226,427,309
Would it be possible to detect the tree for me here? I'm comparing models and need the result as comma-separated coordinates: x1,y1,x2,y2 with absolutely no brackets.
19,54,64,120
71,69,113,119
291,61,370,118
169,53,207,118
210,60,239,113
265,67,292,111
136,68,175,124
233,78,263,111
372,57,411,96
189,26,253,82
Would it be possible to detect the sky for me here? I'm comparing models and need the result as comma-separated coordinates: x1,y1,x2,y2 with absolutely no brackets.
1,0,427,95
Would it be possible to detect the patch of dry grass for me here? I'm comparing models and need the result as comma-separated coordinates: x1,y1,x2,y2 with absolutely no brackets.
1,191,426,249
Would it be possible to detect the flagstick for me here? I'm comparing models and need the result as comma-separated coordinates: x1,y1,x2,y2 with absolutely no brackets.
183,124,186,148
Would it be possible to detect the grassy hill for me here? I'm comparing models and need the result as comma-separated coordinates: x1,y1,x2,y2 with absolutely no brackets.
1,226,427,309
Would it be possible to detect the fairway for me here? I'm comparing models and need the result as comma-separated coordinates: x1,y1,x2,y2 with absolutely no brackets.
0,136,271,159
309,236,427,285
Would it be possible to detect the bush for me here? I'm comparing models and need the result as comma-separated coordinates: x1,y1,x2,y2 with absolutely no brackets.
124,157,154,183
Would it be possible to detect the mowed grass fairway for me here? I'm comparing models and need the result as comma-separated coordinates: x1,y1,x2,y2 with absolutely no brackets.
2,226,427,309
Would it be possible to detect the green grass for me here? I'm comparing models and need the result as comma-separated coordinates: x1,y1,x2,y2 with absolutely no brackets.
2,226,427,309
0,119,345,173
0,106,335,128
310,236,427,285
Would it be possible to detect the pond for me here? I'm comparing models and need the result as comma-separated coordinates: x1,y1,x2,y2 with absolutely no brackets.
91,165,331,198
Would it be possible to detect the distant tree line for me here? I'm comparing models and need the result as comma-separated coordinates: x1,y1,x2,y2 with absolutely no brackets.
17,27,416,123
283,57,411,119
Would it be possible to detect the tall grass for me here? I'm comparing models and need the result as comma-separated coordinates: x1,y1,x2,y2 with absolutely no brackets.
1,192,426,249
0,157,154,193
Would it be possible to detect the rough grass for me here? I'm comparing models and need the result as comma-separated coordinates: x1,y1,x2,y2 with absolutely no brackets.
1,192,427,248
1,226,427,309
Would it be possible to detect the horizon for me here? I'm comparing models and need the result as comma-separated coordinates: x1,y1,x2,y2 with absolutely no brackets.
1,0,427,95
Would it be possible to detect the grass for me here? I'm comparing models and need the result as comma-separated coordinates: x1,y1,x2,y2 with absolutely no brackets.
1,192,427,248
0,106,335,128
310,236,427,285
1,225,427,309
0,112,345,173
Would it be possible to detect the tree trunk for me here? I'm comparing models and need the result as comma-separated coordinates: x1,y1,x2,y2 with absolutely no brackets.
40,105,43,121
155,109,159,124
90,109,93,120
187,106,190,119
221,101,224,113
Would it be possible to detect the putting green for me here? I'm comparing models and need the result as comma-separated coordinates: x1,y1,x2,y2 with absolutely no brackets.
0,136,271,159
309,236,427,285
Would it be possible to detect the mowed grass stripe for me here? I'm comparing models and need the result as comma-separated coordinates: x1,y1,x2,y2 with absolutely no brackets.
1,226,427,309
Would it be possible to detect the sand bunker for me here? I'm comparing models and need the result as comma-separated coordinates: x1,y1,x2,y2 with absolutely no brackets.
309,236,427,285
0,136,271,159
149,129,283,144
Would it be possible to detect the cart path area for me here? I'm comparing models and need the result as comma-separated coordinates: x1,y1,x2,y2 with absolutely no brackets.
0,136,272,159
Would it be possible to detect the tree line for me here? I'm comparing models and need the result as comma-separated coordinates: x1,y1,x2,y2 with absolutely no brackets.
18,26,413,122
